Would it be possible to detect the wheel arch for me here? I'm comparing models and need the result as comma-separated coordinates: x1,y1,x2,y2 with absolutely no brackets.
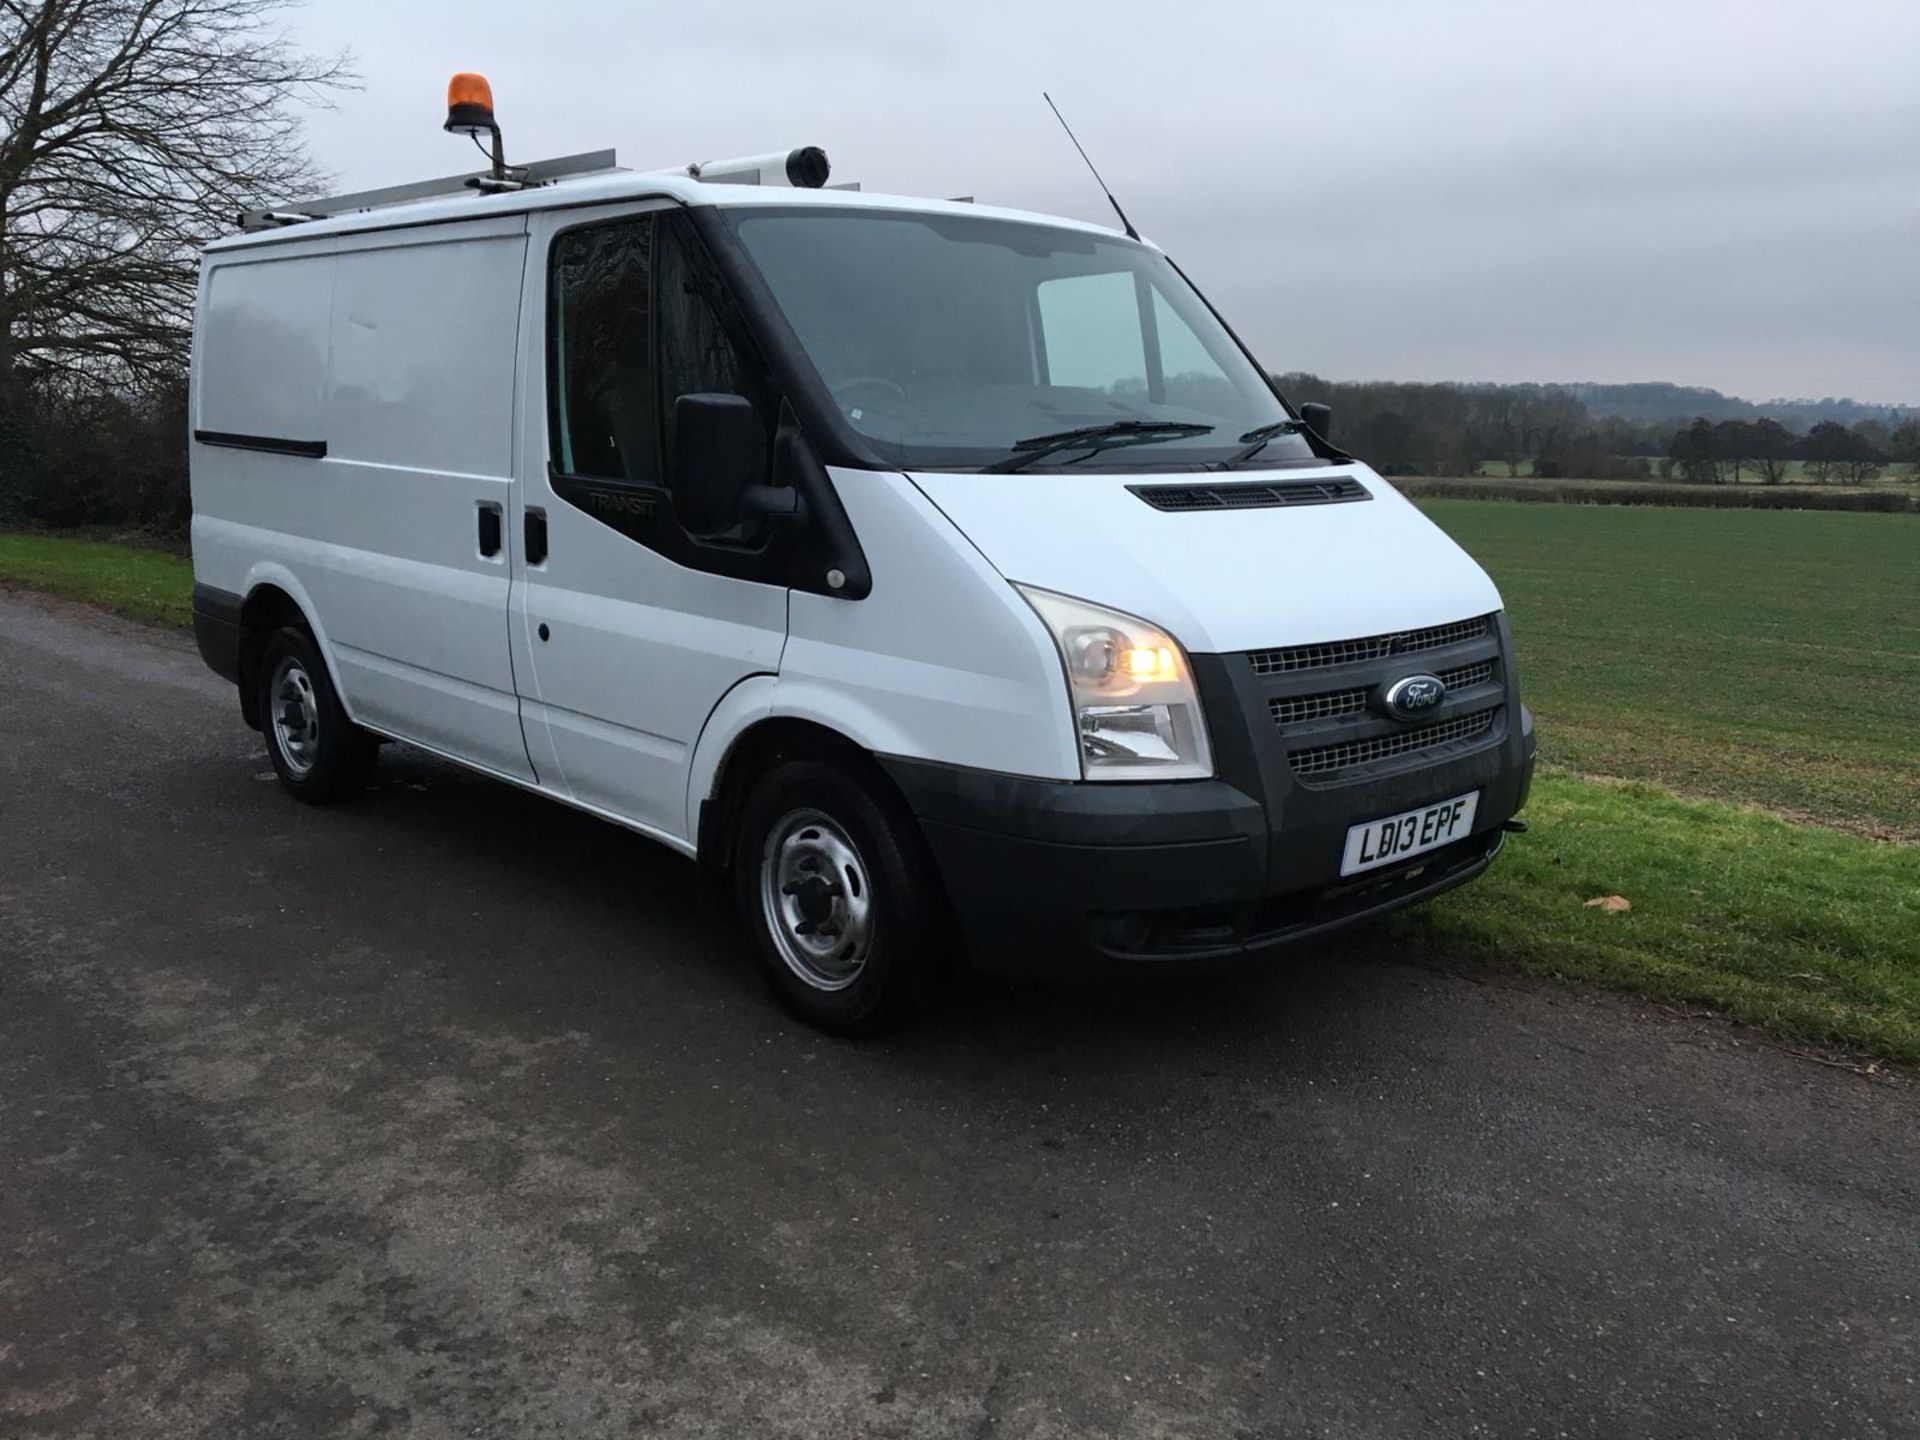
693,710,921,877
235,568,342,731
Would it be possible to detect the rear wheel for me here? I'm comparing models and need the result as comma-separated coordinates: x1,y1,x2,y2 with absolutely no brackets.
256,626,378,804
734,758,946,1035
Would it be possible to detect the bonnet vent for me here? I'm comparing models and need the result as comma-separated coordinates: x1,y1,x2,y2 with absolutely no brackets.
1128,477,1371,513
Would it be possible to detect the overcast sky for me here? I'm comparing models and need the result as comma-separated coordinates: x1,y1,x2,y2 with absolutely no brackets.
289,0,1919,404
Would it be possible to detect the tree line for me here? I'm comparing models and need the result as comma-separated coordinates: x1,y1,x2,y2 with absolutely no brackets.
0,0,350,531
1560,380,1913,432
1665,416,1918,485
1279,374,1920,484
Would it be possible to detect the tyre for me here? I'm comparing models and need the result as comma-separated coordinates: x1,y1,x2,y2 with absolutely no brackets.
733,758,947,1035
256,625,379,804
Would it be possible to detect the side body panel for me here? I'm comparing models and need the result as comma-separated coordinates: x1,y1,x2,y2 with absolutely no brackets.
782,468,1077,780
317,217,533,778
685,466,1077,836
191,218,535,781
191,234,339,605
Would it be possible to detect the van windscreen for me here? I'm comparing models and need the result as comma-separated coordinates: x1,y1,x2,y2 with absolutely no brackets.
726,209,1311,473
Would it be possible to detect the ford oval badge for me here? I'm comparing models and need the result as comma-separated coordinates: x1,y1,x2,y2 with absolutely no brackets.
1383,674,1447,721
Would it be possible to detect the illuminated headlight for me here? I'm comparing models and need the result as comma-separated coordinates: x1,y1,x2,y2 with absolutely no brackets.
1017,585,1213,781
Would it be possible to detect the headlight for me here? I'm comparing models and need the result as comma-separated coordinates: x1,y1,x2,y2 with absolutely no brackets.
1017,585,1213,781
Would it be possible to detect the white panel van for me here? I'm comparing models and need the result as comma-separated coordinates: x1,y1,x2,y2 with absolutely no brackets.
190,150,1534,1033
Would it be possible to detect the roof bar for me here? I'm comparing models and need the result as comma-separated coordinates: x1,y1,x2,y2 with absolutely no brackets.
239,149,621,232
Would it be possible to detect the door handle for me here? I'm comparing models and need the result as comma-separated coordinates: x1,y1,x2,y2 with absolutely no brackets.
477,502,503,557
525,507,549,566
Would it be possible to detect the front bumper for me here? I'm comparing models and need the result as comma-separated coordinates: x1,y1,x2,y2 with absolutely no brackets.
881,618,1535,977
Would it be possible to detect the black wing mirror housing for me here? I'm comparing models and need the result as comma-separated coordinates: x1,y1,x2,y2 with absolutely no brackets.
1300,402,1334,441
670,393,870,600
672,393,776,537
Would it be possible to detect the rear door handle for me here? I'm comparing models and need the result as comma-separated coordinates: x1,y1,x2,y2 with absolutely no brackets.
477,502,503,557
525,507,548,566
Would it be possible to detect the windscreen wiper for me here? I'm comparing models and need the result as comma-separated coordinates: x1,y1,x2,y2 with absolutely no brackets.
1221,418,1306,468
985,420,1215,474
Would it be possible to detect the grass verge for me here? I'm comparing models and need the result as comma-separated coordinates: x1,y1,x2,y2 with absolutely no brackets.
0,530,194,627
1388,770,1920,1063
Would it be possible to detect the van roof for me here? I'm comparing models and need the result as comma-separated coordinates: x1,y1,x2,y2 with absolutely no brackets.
203,169,1136,255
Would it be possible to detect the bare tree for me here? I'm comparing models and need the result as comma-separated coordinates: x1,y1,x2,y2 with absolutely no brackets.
1669,417,1721,484
1747,417,1794,484
1712,420,1757,483
1467,387,1524,476
1891,418,1920,471
1799,420,1884,485
0,0,352,394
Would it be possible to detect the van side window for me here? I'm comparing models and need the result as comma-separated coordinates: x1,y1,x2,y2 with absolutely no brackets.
544,211,794,584
655,212,778,487
1034,270,1241,419
1035,272,1147,391
1149,287,1239,415
549,217,657,484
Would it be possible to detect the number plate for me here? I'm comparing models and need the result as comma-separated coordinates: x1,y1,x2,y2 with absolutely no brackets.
1340,791,1480,877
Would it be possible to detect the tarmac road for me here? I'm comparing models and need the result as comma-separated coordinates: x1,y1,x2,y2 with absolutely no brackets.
1,588,1914,1439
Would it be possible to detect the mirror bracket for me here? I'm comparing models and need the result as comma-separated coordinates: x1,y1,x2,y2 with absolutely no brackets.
741,484,802,524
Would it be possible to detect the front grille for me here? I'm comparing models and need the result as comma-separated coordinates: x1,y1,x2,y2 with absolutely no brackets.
1267,658,1497,727
1130,477,1370,512
1249,615,1492,677
1270,686,1370,727
1288,708,1498,778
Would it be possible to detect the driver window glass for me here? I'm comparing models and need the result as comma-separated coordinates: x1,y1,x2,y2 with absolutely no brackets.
655,214,777,490
549,217,657,485
1035,271,1146,392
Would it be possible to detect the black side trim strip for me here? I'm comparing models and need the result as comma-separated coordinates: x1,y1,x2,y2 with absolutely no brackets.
194,430,327,459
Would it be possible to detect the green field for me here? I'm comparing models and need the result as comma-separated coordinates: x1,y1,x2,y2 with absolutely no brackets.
3,516,1917,1061
1398,474,1920,513
1473,460,1920,489
1421,503,1920,841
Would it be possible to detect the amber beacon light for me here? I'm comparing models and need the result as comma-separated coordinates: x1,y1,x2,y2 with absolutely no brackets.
444,72,511,184
445,73,497,136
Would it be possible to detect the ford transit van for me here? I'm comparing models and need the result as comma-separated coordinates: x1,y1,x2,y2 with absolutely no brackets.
189,118,1533,1033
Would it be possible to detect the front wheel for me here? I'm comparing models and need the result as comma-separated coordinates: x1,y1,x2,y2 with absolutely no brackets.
734,759,947,1035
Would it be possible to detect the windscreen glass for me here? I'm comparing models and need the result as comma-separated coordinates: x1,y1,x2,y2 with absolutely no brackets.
727,209,1313,472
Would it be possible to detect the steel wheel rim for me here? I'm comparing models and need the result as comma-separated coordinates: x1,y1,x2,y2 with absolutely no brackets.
270,655,321,778
760,808,875,992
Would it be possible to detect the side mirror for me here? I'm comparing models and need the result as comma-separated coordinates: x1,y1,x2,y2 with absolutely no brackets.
671,393,774,538
1299,402,1334,441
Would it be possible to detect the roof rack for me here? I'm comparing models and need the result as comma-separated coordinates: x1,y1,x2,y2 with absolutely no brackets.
238,149,622,232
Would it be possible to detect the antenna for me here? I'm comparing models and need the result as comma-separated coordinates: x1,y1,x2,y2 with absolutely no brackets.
1042,92,1139,241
